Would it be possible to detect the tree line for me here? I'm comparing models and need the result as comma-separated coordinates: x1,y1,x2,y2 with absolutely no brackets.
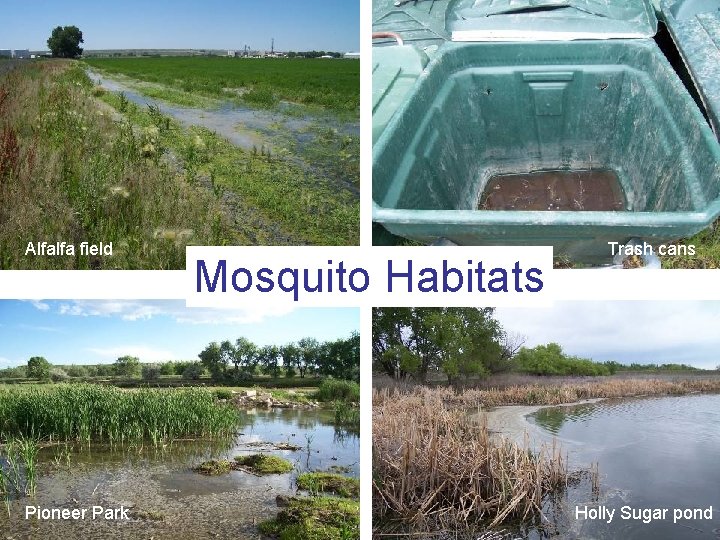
4,332,359,383
199,333,359,382
372,308,708,382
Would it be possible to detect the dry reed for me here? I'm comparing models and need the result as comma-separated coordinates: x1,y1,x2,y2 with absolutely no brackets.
374,378,720,410
373,389,571,533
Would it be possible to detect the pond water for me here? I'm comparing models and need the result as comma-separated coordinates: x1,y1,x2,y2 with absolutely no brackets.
0,408,358,539
524,394,720,539
85,70,358,152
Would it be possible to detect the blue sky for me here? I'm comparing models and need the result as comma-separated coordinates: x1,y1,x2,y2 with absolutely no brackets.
2,0,359,52
0,301,358,367
496,302,720,369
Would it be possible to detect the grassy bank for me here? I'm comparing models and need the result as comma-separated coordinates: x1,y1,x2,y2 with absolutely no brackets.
0,61,240,269
373,389,573,533
84,57,359,115
97,86,358,245
0,384,238,443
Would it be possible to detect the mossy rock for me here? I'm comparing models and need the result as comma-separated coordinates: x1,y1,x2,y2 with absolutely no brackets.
296,472,359,498
193,459,232,475
235,453,293,474
259,496,359,540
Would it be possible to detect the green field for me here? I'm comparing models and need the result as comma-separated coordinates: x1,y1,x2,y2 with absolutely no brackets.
84,56,359,114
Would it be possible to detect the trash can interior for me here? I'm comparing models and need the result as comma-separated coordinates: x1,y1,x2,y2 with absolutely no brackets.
375,40,719,212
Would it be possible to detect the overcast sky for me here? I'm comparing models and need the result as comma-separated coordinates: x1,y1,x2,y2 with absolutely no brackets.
495,302,720,369
0,301,358,367
1,0,359,52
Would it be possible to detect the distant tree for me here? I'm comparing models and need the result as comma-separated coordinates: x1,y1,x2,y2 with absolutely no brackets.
317,332,360,382
142,364,161,381
258,345,281,378
297,337,320,378
182,363,204,380
199,342,225,380
280,343,301,377
50,367,69,382
231,337,258,375
94,364,114,377
159,361,176,376
47,25,84,58
114,355,141,378
64,365,89,378
27,356,52,381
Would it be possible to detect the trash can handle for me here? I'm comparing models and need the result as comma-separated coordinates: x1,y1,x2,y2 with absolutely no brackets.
372,32,404,46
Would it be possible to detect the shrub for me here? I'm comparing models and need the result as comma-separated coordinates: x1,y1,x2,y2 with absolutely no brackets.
182,363,204,380
315,379,360,403
214,389,233,400
142,364,161,381
50,367,69,382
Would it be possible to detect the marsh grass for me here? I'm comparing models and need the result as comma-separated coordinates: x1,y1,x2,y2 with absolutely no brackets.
234,453,293,475
297,472,359,498
0,384,239,444
384,378,720,409
373,389,572,532
259,496,359,540
0,61,238,269
0,435,40,510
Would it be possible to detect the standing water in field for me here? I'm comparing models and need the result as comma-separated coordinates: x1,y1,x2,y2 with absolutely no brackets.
0,408,358,539
518,394,720,539
86,70,359,152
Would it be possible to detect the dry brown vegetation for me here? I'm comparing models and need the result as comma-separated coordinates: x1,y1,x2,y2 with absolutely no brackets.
373,388,572,534
397,378,720,409
374,378,720,535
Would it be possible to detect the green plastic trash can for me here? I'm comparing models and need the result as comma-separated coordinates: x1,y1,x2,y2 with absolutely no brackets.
659,0,720,137
372,40,720,261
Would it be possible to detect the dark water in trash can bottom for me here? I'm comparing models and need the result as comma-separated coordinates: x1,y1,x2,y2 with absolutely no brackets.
480,170,625,211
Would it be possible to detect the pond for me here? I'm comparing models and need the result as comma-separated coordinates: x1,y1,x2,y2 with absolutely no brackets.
0,407,358,538
524,394,720,539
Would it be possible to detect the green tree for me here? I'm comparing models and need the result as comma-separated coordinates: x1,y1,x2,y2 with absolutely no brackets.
142,364,161,381
317,332,360,382
199,342,225,380
297,337,320,378
27,356,52,381
280,343,300,377
114,355,141,378
372,308,504,383
182,363,204,380
47,25,84,58
258,345,281,378
232,337,258,376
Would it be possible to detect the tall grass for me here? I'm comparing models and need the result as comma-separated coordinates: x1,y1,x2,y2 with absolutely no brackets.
0,435,40,511
0,385,239,444
373,389,573,532
315,379,360,403
0,61,238,269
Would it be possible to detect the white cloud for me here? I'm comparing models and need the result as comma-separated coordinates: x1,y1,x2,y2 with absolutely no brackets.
496,302,720,368
55,300,295,325
21,300,50,311
0,357,15,368
86,345,178,363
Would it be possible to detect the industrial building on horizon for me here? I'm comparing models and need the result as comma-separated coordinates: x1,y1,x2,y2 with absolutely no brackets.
0,49,32,59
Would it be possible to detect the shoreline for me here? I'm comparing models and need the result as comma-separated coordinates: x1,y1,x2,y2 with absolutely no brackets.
472,398,606,444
